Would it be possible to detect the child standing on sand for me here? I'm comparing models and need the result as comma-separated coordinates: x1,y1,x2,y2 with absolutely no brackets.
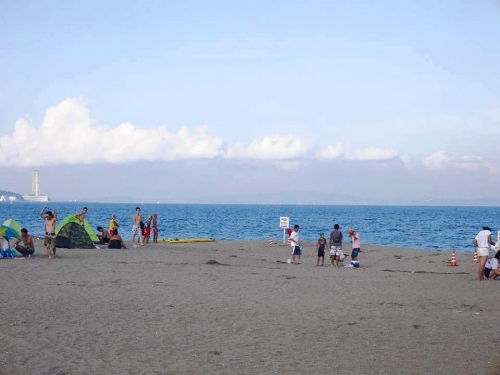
152,214,159,243
139,216,145,246
144,216,152,244
348,229,361,267
290,225,301,264
316,233,327,266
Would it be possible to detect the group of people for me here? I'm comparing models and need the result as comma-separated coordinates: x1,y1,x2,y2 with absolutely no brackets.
287,223,361,267
95,207,159,249
131,207,159,246
16,206,161,258
7,207,500,282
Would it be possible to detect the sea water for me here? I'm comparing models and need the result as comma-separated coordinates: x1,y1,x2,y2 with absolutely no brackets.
1,203,499,252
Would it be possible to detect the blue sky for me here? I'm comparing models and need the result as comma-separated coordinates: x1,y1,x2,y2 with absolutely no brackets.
1,1,499,201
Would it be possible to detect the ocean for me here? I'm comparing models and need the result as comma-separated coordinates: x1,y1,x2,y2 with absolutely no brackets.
1,203,499,252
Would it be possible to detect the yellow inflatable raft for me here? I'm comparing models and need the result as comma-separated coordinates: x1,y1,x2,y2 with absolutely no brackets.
158,238,216,244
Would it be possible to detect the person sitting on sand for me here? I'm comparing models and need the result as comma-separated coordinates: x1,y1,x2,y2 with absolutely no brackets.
14,228,35,257
484,250,500,280
75,207,88,226
473,226,496,281
316,233,327,266
97,226,111,244
348,229,360,261
108,229,127,249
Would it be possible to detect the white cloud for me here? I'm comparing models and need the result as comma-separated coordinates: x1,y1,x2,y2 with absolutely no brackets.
315,142,349,159
0,99,225,166
424,151,484,171
316,143,400,162
344,147,400,161
226,135,311,159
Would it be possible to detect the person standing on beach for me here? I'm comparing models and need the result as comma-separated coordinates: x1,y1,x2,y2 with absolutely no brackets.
75,207,88,226
290,224,301,264
39,206,57,259
473,226,496,281
138,216,145,246
132,207,141,244
144,216,152,244
316,233,327,266
329,224,343,267
109,215,119,236
152,214,159,243
348,229,360,262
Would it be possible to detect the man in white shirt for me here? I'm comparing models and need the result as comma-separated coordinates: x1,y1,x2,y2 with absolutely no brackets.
473,226,496,281
290,224,301,264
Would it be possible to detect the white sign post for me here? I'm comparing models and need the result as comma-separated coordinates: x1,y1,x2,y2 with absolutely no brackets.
280,217,290,244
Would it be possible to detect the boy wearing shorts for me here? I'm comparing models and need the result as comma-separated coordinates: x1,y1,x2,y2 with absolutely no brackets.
39,206,57,259
329,224,343,267
290,225,301,264
316,233,327,266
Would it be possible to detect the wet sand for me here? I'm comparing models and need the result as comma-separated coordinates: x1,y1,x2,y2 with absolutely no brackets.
1,240,499,375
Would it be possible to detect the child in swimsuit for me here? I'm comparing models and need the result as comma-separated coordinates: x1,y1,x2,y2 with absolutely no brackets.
144,217,152,244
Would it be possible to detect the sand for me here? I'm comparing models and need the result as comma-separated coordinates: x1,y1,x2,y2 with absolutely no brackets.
1,240,499,375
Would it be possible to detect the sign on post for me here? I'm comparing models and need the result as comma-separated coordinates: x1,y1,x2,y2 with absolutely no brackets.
280,217,290,244
279,217,289,228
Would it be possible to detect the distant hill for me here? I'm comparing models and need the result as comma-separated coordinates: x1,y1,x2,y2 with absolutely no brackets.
0,189,25,201
74,191,500,206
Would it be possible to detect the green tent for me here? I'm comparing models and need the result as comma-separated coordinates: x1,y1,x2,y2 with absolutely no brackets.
55,215,98,249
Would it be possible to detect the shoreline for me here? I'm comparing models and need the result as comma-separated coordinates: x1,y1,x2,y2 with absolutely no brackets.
1,241,499,374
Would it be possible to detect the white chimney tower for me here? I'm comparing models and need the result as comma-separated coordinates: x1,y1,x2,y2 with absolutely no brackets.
32,170,40,196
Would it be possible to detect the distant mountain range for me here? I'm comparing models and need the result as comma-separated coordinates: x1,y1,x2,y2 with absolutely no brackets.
79,191,500,206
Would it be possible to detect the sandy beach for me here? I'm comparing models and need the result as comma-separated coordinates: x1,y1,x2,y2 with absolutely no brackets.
1,240,499,375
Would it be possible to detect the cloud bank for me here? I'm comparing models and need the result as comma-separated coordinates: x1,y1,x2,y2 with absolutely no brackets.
0,98,496,177
423,151,499,175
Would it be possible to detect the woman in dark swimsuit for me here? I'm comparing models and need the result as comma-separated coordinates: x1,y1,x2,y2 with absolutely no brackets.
108,229,127,249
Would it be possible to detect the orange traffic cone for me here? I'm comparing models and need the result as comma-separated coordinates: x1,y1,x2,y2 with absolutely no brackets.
472,249,479,264
450,250,458,266
268,235,274,246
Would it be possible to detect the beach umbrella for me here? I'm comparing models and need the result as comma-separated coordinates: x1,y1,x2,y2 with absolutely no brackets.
0,225,21,240
2,219,22,234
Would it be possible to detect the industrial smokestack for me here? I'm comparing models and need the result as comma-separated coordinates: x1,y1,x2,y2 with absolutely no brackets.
32,170,40,196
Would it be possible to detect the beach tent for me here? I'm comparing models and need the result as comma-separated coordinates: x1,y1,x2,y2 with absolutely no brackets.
55,216,98,249
2,219,22,235
0,225,21,240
